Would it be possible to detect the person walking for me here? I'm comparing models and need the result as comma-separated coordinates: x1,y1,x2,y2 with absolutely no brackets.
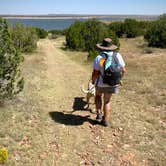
91,38,126,127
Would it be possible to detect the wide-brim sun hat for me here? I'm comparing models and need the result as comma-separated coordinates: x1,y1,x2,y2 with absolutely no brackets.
96,38,118,51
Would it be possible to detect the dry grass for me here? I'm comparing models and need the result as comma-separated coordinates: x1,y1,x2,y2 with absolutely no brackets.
115,37,166,165
0,36,165,165
62,36,166,165
0,43,54,165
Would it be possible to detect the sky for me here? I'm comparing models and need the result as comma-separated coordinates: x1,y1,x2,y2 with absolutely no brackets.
0,0,165,15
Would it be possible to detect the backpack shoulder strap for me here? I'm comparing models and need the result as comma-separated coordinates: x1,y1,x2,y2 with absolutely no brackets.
103,52,113,70
112,51,117,58
112,51,120,65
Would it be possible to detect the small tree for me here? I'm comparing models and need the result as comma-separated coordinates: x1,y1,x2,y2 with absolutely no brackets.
159,13,166,20
66,19,120,59
66,19,120,52
144,14,166,48
123,19,141,38
11,23,38,53
109,21,124,37
35,27,48,39
66,21,85,50
82,19,109,52
0,18,24,100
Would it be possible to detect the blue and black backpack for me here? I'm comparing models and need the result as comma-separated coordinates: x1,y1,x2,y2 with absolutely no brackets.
102,52,122,86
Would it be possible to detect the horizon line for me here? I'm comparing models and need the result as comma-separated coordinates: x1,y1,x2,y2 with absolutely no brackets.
0,13,161,16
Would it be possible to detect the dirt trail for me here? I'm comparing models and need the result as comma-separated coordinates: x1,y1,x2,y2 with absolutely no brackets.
36,39,107,165
34,39,133,166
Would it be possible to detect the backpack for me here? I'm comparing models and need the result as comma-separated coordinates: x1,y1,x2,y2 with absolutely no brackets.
102,52,122,86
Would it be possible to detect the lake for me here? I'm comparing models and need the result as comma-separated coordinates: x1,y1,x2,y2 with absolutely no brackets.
6,16,158,30
7,18,83,30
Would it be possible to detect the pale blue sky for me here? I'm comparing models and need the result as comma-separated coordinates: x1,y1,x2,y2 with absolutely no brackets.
0,0,165,15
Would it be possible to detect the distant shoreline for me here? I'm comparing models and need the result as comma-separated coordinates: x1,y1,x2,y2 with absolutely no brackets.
3,14,159,30
0,14,159,20
1,16,94,20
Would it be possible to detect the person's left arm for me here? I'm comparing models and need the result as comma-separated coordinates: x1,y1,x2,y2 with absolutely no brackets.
121,66,126,77
117,53,126,77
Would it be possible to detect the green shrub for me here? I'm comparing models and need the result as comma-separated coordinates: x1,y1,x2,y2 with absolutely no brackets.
107,30,120,48
49,29,67,36
137,20,153,35
66,19,120,60
48,33,58,39
159,13,166,20
144,15,166,48
0,18,24,100
109,21,124,37
11,23,38,53
66,19,119,53
66,21,86,50
48,29,67,39
123,19,142,38
82,19,109,52
109,19,151,38
88,50,99,61
35,27,48,38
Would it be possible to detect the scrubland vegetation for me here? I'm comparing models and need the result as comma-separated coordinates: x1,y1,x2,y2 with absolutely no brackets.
65,14,166,58
0,18,24,101
0,14,166,165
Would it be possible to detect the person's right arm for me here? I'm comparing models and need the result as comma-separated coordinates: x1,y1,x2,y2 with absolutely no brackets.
91,55,100,84
92,69,99,84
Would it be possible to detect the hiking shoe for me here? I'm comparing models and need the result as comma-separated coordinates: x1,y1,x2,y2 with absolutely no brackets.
96,113,102,121
101,119,110,127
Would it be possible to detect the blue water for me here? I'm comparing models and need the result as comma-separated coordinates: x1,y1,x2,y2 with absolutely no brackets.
6,17,157,30
6,18,121,30
7,18,82,30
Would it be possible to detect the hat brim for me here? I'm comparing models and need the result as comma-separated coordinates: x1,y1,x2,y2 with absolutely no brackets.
96,43,118,51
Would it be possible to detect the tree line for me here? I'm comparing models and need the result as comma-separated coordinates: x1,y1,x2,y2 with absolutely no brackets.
65,14,166,58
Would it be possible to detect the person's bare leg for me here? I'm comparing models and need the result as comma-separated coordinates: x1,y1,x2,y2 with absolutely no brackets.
103,93,112,124
95,90,102,119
